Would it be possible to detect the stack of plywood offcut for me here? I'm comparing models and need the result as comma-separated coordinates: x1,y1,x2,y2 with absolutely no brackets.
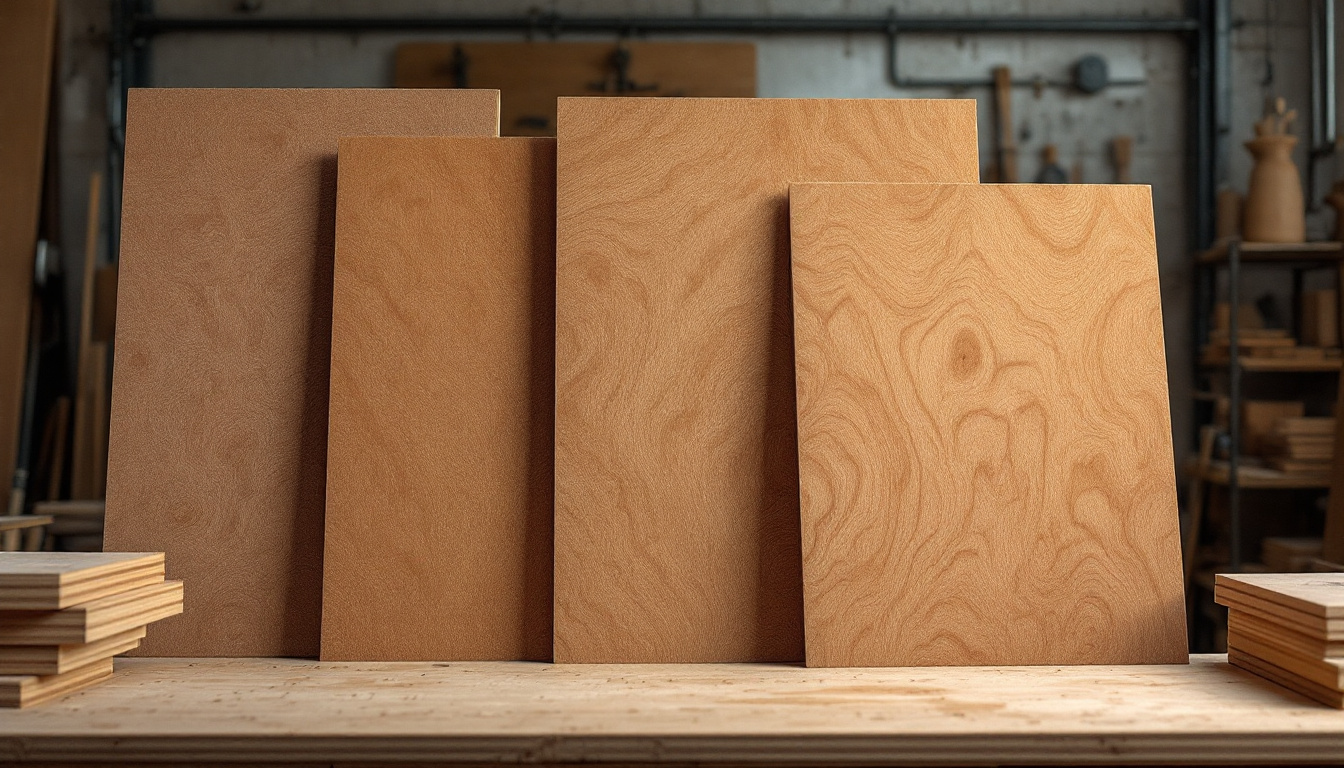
0,553,182,707
1217,573,1344,707
1262,417,1336,475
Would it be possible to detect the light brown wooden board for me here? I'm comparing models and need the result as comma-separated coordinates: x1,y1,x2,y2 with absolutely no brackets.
1230,648,1344,708
789,183,1186,667
0,626,143,676
10,656,1344,765
554,98,979,663
0,0,55,515
396,42,755,136
1230,608,1344,659
1217,573,1344,617
321,137,554,662
1215,583,1344,639
103,89,500,658
1228,630,1344,690
0,552,163,610
0,656,113,709
0,580,181,646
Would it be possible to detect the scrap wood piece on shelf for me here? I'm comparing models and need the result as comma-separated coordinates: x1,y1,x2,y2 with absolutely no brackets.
1263,537,1325,573
0,552,164,610
0,656,113,709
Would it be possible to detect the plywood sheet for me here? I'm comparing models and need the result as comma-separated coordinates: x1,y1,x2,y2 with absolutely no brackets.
0,626,143,676
0,552,163,610
1230,608,1344,657
1217,573,1344,618
321,137,554,661
103,89,500,657
396,42,755,136
0,579,182,646
554,98,979,663
0,0,56,514
789,183,1186,667
1230,648,1344,708
0,656,113,709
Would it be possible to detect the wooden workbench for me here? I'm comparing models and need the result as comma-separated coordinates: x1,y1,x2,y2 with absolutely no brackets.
1,655,1342,765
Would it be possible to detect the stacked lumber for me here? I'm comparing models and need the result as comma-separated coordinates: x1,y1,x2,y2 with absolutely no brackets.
1202,328,1341,364
1262,417,1335,475
1217,573,1344,708
0,552,181,707
1263,537,1325,572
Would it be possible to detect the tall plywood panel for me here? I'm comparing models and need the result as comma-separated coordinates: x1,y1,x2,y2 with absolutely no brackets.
0,0,56,515
789,183,1187,667
321,137,554,661
105,89,500,657
554,98,979,663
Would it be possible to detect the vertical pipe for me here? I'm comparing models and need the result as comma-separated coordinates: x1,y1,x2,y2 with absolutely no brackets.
1228,242,1242,573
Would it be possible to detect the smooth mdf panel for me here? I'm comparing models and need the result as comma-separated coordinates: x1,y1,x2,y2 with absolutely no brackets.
396,42,755,136
103,89,500,658
554,98,979,663
321,137,554,661
0,0,56,514
790,183,1186,667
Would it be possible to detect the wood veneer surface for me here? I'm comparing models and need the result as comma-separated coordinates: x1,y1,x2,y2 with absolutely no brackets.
322,137,554,661
554,98,978,663
104,89,500,657
789,182,1187,667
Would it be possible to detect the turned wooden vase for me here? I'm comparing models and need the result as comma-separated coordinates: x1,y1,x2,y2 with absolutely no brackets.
1243,135,1305,243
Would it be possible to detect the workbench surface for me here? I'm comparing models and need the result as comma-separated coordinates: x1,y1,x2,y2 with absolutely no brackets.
1,655,1342,765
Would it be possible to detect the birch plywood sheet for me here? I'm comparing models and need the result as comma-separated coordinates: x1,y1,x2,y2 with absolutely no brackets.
104,89,500,657
322,137,554,661
554,98,978,663
789,183,1186,667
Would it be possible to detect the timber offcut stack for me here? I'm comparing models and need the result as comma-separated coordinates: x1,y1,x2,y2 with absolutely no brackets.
1261,417,1336,475
0,552,182,707
1217,573,1344,708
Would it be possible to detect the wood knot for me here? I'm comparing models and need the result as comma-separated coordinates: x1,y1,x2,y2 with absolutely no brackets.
948,328,982,379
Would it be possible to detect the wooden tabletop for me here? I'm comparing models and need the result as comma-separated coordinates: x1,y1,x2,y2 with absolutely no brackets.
2,655,1343,765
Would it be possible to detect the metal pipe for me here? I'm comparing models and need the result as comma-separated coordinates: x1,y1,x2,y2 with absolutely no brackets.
1309,0,1337,208
130,12,1200,37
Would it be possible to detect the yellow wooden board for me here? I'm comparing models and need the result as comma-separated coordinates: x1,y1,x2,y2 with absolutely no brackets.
0,626,143,675
0,580,181,645
554,97,979,663
1216,572,1344,618
1231,648,1344,708
0,552,163,610
1228,630,1344,690
396,41,755,136
0,656,112,709
789,183,1186,667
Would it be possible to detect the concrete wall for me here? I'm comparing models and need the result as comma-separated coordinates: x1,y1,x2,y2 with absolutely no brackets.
55,0,1342,471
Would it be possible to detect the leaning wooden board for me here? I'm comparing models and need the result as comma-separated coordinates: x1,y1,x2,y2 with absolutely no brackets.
0,552,163,610
554,98,979,663
322,137,554,661
396,42,755,136
0,0,56,516
104,89,500,657
8,656,1344,764
789,183,1186,667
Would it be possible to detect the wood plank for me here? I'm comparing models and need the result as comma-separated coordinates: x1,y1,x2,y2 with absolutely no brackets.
0,580,181,645
1230,648,1344,708
1215,583,1344,638
1216,573,1344,618
103,89,500,658
788,183,1185,667
6,656,1344,764
0,515,50,534
0,551,162,610
1276,417,1336,435
0,657,113,709
396,42,755,136
554,97,979,663
1230,608,1344,659
321,137,554,662
0,627,143,676
0,0,56,515
1228,630,1344,690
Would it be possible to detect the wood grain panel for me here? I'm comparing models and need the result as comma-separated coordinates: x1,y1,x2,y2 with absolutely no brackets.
396,42,755,136
0,0,56,514
789,182,1186,667
321,137,554,661
554,98,979,663
103,89,500,658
